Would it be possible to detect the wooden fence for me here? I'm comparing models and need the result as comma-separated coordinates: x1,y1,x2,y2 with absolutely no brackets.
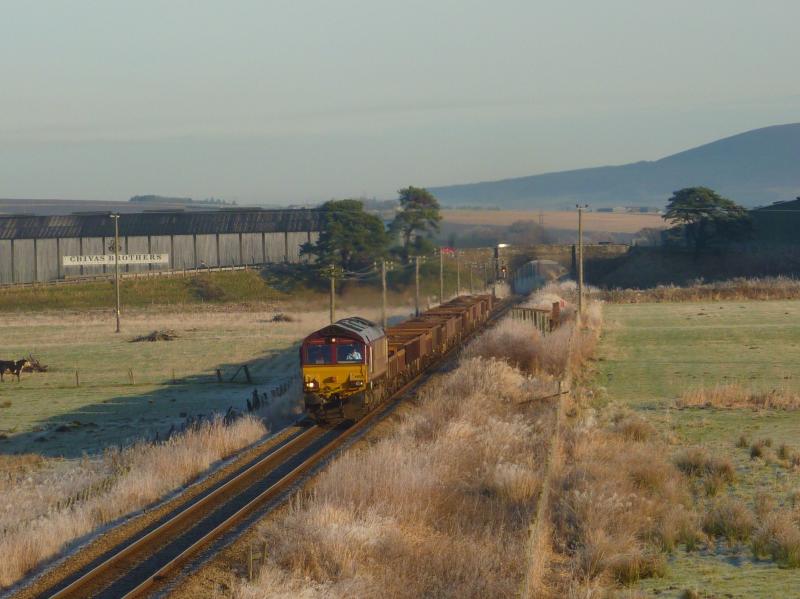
509,301,562,334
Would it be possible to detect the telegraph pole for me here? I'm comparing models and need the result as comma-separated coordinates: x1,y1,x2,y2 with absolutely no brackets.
414,256,420,317
456,252,461,297
381,259,387,329
111,214,121,333
578,205,584,317
439,248,444,305
469,264,474,295
329,264,336,324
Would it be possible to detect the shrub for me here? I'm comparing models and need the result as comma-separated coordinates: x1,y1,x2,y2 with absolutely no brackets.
750,439,773,460
702,498,754,543
674,448,735,483
613,415,656,442
752,510,800,568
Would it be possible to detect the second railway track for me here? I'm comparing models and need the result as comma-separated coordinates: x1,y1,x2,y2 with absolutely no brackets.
19,298,513,599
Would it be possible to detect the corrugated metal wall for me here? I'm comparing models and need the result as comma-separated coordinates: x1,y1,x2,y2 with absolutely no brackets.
0,211,319,284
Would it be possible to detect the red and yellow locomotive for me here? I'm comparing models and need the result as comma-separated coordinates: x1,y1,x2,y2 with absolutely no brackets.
301,295,495,422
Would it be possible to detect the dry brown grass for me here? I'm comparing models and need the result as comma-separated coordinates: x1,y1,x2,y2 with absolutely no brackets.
237,345,559,597
552,422,699,594
702,497,755,544
752,510,800,567
466,283,601,381
674,447,736,483
676,384,800,411
0,415,266,588
598,276,800,303
611,413,657,443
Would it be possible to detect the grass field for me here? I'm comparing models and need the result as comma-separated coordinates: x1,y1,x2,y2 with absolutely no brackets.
0,270,286,312
441,209,663,233
596,300,800,597
0,305,408,457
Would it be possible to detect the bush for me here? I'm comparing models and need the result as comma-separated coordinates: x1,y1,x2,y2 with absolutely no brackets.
674,448,735,483
613,415,656,442
702,498,754,543
752,510,800,568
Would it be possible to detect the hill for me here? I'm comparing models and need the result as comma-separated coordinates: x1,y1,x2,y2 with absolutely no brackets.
429,124,800,209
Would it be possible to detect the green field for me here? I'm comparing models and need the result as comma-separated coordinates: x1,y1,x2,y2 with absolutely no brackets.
597,301,800,597
0,309,322,457
0,270,287,312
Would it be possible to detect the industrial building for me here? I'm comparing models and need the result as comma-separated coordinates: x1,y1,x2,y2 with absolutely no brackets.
0,209,323,284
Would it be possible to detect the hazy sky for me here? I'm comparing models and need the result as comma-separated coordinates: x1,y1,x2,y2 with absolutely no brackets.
1,1,798,204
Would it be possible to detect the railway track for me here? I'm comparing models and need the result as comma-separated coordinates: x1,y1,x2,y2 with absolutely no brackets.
23,298,513,599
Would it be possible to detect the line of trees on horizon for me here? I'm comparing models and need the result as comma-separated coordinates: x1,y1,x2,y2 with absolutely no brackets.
300,186,443,275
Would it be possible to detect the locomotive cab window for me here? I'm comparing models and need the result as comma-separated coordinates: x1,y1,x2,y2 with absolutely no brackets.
305,344,333,365
336,342,364,363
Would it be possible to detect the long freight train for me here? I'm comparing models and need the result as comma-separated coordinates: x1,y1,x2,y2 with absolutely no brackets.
301,294,495,422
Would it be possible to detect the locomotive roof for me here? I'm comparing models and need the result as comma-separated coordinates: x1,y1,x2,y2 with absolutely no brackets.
305,317,385,345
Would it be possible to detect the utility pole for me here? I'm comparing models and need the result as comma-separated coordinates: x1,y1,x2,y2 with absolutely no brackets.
414,256,420,317
456,252,460,297
439,248,444,305
381,259,387,329
577,204,586,318
329,264,336,324
469,264,474,295
482,263,488,293
111,214,121,333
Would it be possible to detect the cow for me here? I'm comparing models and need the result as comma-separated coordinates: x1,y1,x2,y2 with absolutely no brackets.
0,359,30,382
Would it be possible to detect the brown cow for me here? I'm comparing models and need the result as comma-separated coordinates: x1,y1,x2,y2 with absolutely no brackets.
0,359,30,382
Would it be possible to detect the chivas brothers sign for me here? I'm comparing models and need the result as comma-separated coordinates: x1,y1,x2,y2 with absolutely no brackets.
62,254,169,266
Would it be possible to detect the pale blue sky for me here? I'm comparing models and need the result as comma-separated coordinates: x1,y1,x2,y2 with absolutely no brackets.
1,1,798,204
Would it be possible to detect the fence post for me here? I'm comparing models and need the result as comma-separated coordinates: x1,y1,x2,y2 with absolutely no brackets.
75,370,80,387
551,301,561,332
216,369,223,383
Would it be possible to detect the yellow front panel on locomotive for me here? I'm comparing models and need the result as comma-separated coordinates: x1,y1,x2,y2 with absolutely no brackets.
302,363,368,400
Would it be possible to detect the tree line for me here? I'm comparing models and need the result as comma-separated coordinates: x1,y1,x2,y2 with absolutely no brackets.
662,186,752,254
301,186,442,274
301,184,757,278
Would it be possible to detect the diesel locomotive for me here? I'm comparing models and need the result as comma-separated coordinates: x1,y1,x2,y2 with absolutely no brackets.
301,294,495,422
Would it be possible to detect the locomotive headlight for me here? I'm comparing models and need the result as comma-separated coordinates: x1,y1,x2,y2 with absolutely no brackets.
349,380,364,388
304,380,318,390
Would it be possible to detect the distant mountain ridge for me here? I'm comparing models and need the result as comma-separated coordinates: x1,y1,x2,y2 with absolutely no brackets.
429,124,800,209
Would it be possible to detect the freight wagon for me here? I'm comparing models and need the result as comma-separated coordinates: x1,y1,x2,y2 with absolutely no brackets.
301,295,495,422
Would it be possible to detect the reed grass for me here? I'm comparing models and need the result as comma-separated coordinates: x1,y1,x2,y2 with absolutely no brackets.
676,384,800,411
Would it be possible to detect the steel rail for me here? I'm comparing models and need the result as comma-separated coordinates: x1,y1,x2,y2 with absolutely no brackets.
42,425,324,599
37,298,513,599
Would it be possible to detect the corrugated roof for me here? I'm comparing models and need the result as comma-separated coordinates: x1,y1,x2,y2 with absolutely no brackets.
0,209,323,240
306,317,386,345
